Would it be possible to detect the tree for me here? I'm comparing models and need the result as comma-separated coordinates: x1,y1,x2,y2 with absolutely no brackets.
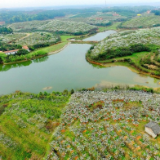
16,49,29,56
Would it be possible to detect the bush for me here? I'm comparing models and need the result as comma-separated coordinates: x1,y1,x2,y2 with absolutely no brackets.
17,49,29,56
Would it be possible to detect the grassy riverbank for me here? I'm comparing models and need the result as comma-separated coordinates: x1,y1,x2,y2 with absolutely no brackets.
87,50,160,78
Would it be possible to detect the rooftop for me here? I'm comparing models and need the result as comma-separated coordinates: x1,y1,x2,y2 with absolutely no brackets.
145,122,160,135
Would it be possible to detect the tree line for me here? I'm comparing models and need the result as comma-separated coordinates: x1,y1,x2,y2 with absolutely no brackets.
0,26,13,34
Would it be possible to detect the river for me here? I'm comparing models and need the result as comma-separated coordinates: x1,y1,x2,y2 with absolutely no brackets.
0,31,159,94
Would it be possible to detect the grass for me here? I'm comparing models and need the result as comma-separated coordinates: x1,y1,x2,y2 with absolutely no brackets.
98,22,121,32
31,35,74,54
0,91,70,159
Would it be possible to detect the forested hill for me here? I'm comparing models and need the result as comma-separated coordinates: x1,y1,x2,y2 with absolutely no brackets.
0,10,65,23
0,8,99,24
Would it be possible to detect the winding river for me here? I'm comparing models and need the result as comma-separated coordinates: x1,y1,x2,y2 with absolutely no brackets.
0,31,160,95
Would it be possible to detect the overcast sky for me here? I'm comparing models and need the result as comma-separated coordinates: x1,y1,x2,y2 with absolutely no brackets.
0,0,157,8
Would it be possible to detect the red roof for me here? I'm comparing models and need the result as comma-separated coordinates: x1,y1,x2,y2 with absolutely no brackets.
22,46,29,50
0,21,5,25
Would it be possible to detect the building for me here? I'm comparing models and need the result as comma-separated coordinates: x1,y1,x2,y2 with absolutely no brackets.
145,122,160,138
22,45,30,52
4,46,30,56
4,49,19,55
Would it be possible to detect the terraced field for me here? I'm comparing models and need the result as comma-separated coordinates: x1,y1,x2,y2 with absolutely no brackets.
122,13,160,28
47,90,160,160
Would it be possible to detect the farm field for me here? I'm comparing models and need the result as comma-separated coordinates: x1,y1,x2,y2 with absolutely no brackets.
46,90,160,160
0,91,70,159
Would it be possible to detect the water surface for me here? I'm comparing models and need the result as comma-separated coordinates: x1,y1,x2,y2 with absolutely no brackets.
83,30,117,41
0,44,159,95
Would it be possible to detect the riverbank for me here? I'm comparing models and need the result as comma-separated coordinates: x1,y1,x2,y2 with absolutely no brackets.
86,56,160,79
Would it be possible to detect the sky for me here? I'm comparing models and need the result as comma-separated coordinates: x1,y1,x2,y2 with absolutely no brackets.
0,0,158,8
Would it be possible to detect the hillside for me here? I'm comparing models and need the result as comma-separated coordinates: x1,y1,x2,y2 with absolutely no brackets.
0,32,59,47
121,13,160,28
9,20,97,35
87,27,160,76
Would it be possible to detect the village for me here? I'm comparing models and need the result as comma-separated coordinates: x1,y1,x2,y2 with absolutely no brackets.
47,90,160,159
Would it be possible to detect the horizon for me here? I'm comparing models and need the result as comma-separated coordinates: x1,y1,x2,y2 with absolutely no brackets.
0,0,160,9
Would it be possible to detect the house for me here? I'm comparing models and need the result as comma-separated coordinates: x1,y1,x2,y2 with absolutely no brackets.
4,46,30,56
145,122,160,138
4,49,19,55
22,46,30,52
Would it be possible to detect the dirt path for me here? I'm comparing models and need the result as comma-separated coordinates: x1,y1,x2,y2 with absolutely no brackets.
17,33,31,41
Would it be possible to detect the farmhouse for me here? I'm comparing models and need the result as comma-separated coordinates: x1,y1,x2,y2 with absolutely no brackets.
4,46,30,55
145,122,160,138
4,49,19,55
22,45,30,52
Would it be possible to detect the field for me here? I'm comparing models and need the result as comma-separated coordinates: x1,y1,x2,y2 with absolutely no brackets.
121,13,160,28
9,20,97,35
46,90,160,160
0,91,70,159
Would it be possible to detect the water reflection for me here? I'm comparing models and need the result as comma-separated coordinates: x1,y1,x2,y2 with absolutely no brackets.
33,56,49,63
0,61,32,72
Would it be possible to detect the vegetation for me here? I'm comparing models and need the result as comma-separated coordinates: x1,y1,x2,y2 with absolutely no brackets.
0,26,13,34
88,27,160,58
152,9,160,16
121,13,160,28
0,10,65,23
89,44,151,60
10,20,97,35
102,6,154,18
46,90,160,159
0,91,70,159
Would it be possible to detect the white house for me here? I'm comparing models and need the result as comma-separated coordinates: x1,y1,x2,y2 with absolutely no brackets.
4,46,30,56
145,122,160,138
4,49,19,55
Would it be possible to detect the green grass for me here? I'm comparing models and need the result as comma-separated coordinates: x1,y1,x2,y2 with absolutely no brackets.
60,35,74,42
98,22,121,31
0,91,70,159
